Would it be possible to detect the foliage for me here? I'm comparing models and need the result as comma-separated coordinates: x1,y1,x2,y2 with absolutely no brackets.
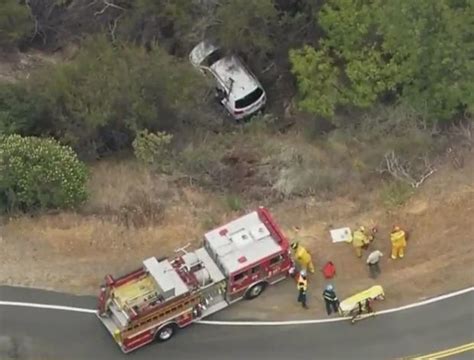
380,180,414,208
212,0,279,66
289,46,341,117
121,0,206,47
14,35,204,156
0,0,32,48
0,135,88,213
378,0,474,120
132,130,173,170
224,194,244,212
320,104,446,190
0,83,50,135
290,0,473,122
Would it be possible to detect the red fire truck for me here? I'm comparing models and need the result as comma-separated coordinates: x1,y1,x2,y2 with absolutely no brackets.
97,207,293,353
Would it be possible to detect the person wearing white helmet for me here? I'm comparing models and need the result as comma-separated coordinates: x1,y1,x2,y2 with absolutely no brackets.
297,269,308,309
322,284,339,315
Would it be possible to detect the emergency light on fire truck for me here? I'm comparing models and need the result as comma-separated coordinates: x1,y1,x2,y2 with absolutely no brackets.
97,207,293,353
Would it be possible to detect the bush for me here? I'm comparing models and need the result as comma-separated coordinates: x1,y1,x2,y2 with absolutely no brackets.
132,130,173,171
0,0,32,48
19,36,206,156
380,181,414,208
0,135,88,212
0,83,51,135
224,194,244,212
212,0,279,69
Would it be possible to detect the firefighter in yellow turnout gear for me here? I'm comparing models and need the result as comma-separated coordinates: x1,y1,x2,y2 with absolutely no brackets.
352,226,371,258
291,242,315,273
390,226,407,259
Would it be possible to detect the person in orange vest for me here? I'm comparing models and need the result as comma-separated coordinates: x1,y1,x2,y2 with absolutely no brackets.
352,226,371,258
291,241,315,273
390,225,407,259
297,269,308,309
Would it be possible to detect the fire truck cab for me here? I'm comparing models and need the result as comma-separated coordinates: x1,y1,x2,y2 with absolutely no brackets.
97,207,292,353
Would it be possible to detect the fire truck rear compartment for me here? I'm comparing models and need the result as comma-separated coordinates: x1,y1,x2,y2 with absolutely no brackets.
98,247,229,344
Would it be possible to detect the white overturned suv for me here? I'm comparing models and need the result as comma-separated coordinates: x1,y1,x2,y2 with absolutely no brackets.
190,41,266,120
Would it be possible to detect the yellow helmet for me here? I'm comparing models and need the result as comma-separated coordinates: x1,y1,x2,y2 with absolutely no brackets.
359,225,366,232
291,242,299,250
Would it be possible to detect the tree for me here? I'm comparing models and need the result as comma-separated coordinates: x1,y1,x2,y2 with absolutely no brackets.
0,135,88,212
0,83,51,136
24,35,205,156
116,0,209,52
211,0,279,67
290,0,473,122
0,0,32,48
289,46,341,117
378,0,474,121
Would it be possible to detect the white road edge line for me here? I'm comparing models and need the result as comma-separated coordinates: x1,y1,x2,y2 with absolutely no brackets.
0,286,472,326
0,301,96,314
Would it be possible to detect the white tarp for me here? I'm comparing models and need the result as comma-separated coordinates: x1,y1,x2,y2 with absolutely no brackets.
330,227,352,243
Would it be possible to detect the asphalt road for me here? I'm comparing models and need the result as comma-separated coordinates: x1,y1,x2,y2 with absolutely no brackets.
1,286,473,360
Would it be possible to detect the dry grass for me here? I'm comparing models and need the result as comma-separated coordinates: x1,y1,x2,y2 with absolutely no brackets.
82,160,174,228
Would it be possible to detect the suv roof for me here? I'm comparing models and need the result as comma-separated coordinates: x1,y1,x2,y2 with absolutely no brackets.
211,56,260,102
189,41,262,103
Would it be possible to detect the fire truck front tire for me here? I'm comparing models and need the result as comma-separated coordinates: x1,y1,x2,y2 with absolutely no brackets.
245,282,267,300
155,324,176,342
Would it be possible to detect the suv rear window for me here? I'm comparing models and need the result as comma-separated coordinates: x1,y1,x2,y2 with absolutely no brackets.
235,87,264,109
204,49,225,67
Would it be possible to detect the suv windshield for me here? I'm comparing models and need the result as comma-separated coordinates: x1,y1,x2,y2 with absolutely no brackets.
204,49,225,67
235,87,264,109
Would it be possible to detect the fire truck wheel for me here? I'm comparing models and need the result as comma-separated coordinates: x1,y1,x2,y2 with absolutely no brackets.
156,324,176,342
245,282,267,300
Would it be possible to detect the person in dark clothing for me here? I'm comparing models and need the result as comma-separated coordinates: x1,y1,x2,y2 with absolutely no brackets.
323,284,339,315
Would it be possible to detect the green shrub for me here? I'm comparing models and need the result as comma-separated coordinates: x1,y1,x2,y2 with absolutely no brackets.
0,83,50,135
0,135,88,212
224,194,244,212
132,130,173,171
380,181,414,208
20,35,205,156
0,0,32,48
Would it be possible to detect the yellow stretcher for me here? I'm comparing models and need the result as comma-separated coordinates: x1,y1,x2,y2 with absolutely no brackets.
338,285,385,323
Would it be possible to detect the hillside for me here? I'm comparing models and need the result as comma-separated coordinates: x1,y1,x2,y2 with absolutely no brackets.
0,0,473,319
